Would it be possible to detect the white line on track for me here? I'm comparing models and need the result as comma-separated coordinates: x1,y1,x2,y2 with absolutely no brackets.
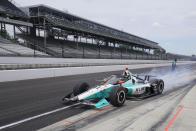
0,103,79,130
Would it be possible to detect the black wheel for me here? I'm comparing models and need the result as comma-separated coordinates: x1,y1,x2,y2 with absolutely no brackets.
150,79,164,94
73,82,90,96
157,80,164,94
110,87,126,107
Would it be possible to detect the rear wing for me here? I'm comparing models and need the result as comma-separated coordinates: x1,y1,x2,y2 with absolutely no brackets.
132,74,156,81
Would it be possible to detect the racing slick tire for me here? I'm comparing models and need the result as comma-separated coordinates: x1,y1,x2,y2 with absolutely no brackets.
73,82,90,96
157,80,164,94
110,86,126,107
150,79,164,94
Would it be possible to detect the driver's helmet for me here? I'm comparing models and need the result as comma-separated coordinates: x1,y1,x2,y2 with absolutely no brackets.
123,67,132,78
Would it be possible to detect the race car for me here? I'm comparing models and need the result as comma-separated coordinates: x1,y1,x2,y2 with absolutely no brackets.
62,68,164,109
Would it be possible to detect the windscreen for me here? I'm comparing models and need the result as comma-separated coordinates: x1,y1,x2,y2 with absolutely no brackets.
104,75,120,85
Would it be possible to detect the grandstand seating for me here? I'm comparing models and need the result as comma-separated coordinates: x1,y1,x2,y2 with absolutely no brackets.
16,34,154,59
0,36,49,57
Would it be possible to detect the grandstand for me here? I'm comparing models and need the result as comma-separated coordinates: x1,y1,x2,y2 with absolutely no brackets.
18,34,164,59
0,0,48,57
0,1,166,59
0,1,194,60
13,4,166,59
27,5,164,49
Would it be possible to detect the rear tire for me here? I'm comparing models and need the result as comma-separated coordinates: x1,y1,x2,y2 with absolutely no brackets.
73,82,90,96
157,80,164,94
151,79,164,94
110,87,126,107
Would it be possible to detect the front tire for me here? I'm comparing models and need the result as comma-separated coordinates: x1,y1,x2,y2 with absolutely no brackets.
110,87,126,107
73,82,90,96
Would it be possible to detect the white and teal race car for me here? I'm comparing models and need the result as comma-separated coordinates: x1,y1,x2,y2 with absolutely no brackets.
62,73,164,109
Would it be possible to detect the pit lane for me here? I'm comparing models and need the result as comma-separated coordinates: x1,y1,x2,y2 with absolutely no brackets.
0,64,195,131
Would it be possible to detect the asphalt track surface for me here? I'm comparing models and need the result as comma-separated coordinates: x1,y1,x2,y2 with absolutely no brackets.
0,65,195,131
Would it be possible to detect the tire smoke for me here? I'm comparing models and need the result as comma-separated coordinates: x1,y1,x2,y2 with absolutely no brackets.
143,65,196,92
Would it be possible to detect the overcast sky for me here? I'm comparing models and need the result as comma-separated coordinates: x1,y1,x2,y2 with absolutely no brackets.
15,0,196,55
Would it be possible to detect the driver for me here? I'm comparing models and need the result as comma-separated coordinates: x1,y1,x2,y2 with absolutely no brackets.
122,67,138,83
123,67,132,79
